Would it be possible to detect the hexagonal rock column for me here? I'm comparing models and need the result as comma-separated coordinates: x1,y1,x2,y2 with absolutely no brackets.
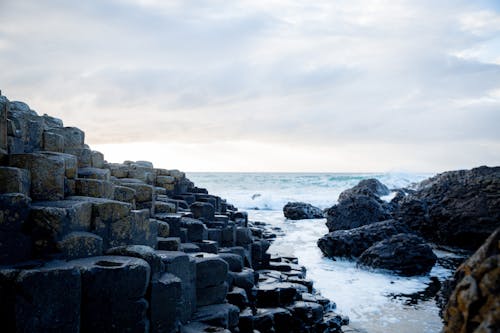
194,254,229,307
9,153,66,200
157,250,197,323
0,193,32,264
0,261,81,333
70,255,150,333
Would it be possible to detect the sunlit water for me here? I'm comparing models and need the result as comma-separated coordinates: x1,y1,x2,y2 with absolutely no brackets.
187,172,458,333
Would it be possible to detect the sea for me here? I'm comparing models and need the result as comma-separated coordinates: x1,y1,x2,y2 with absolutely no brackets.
186,172,462,333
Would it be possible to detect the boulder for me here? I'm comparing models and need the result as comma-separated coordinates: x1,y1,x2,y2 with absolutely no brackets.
358,233,437,276
397,166,500,250
283,202,324,220
325,194,392,232
317,219,411,259
338,178,390,202
442,227,500,333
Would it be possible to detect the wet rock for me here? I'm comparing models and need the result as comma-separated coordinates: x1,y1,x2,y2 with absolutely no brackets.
325,194,392,232
317,219,411,259
397,166,500,250
195,240,219,254
443,227,500,333
179,243,201,253
338,178,390,202
283,202,324,220
181,322,231,333
358,233,437,276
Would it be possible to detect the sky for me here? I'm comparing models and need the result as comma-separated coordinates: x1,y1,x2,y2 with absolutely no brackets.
1,0,500,172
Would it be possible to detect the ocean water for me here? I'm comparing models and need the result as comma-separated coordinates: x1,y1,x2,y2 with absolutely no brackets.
187,172,457,333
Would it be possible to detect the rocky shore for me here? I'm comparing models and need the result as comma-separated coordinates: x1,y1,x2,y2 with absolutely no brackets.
0,95,348,332
317,169,499,331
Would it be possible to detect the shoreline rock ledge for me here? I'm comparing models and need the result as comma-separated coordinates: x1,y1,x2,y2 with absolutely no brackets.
0,95,348,332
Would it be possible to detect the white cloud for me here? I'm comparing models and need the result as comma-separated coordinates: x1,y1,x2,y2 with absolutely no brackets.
1,0,499,171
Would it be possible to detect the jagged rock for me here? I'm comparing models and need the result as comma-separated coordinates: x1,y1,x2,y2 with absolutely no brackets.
64,147,92,168
317,219,411,259
57,231,103,259
283,202,324,220
50,127,85,149
397,166,500,249
0,166,30,196
40,151,78,179
443,227,500,333
358,233,437,276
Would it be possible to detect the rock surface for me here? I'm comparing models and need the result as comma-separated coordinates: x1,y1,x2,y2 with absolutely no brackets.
442,227,500,333
317,219,411,259
397,166,500,250
283,202,324,220
358,233,437,276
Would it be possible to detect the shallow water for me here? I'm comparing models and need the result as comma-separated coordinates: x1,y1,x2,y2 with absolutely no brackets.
187,172,456,333
250,210,454,333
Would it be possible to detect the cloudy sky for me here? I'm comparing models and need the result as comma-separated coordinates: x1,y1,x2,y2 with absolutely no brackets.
1,0,499,172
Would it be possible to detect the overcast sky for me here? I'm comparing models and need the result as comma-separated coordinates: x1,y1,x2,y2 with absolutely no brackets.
1,0,499,172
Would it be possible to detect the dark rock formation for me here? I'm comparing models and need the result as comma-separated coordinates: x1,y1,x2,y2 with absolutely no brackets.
358,233,437,276
442,227,500,333
317,219,411,259
283,202,324,220
338,178,390,202
397,166,500,250
325,194,393,232
0,95,347,333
